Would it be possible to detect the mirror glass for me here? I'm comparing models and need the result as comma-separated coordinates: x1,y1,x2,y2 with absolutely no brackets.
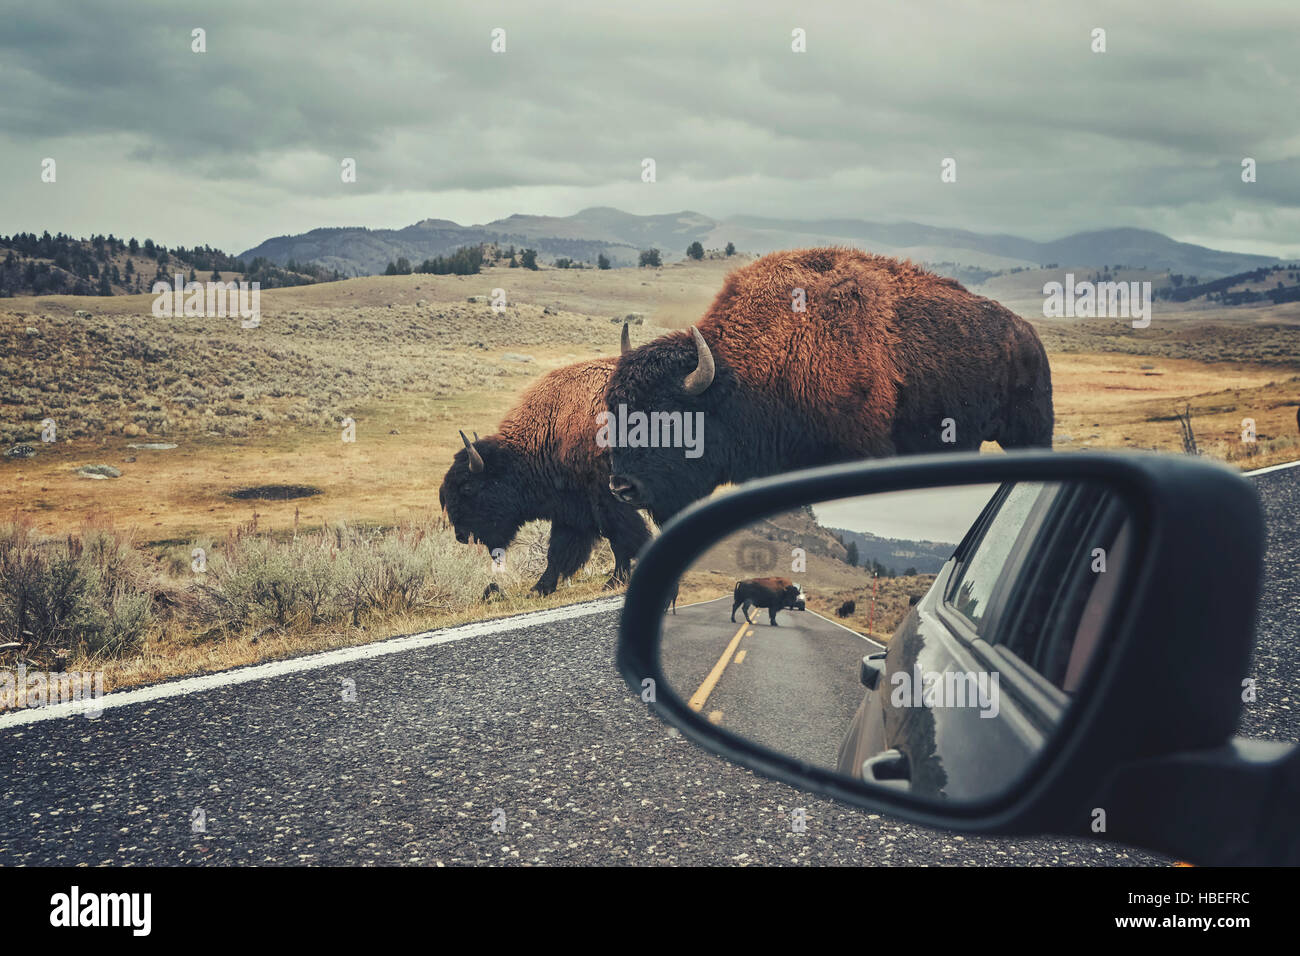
659,479,1134,804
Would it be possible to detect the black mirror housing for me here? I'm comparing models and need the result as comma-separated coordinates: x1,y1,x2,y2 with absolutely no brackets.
617,450,1285,862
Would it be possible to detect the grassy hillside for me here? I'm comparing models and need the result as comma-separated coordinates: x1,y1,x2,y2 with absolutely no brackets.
0,232,341,297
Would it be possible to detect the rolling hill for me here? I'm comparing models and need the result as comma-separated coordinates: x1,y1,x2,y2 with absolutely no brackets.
239,208,1281,280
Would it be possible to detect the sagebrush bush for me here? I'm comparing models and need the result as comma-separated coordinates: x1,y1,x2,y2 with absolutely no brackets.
0,509,615,673
191,514,598,634
0,520,155,663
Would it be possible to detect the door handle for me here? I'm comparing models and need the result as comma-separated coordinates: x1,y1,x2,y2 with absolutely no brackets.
860,653,886,689
862,748,911,790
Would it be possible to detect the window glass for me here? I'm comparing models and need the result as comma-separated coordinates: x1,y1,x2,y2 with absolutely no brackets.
948,482,1047,629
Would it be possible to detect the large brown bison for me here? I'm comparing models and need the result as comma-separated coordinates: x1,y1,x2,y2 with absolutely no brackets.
732,577,804,626
605,248,1053,523
440,329,651,596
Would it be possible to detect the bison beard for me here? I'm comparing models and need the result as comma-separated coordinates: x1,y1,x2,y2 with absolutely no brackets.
732,577,803,627
439,355,651,596
604,248,1054,524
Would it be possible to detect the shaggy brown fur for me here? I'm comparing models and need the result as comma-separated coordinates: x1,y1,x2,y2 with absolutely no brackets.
440,358,651,595
606,248,1053,523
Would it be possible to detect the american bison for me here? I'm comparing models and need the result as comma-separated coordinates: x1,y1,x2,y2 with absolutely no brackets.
836,600,856,618
440,329,651,596
732,577,804,626
605,248,1054,523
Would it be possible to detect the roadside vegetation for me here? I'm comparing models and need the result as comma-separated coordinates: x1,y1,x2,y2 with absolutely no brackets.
0,512,616,700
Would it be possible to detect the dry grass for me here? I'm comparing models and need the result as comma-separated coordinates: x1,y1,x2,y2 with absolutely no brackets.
1046,349,1300,468
3,261,1298,691
0,512,618,703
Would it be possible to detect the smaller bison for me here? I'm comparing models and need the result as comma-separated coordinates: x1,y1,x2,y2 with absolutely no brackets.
836,600,856,618
439,326,650,596
732,577,803,626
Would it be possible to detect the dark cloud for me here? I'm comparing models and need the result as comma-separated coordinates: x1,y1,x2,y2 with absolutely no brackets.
1,0,1296,256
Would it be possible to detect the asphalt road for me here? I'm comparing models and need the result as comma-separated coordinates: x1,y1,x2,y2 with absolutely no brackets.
1,466,1296,866
660,598,878,771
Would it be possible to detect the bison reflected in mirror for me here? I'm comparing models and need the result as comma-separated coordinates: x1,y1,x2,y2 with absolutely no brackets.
732,577,804,626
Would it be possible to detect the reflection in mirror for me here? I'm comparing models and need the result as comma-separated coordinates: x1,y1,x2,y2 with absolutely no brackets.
659,480,1134,804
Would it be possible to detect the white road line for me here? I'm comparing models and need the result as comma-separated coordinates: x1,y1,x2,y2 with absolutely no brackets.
673,596,729,610
806,609,888,649
0,596,623,730
1245,458,1300,477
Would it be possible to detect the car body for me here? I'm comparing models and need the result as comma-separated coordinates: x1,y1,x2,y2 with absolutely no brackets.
835,480,1131,801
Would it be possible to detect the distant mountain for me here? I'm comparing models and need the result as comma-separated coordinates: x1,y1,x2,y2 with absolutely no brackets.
239,216,643,276
829,527,956,576
239,208,1280,280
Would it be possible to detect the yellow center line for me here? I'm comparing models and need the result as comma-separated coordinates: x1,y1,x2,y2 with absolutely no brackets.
733,649,747,664
688,620,750,712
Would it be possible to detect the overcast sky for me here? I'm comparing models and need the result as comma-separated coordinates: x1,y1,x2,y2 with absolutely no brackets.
814,484,998,544
3,1,1297,257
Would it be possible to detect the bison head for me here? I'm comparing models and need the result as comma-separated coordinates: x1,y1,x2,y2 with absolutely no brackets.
438,431,530,556
604,326,729,524
783,584,803,609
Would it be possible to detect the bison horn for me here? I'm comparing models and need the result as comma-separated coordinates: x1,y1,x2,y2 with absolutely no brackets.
620,322,631,355
683,326,715,396
459,430,485,473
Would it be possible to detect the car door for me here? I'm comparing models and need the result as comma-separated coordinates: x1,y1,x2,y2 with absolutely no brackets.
837,480,1105,800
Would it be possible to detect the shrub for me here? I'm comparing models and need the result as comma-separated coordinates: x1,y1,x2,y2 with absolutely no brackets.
0,521,154,663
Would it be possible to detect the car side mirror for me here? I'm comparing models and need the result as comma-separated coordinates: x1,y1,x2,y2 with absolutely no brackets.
616,450,1299,865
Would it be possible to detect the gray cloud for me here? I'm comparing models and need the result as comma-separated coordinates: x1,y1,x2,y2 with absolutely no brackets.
1,0,1296,256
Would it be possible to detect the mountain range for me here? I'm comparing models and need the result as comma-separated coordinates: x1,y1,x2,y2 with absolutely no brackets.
238,207,1282,280
829,527,957,576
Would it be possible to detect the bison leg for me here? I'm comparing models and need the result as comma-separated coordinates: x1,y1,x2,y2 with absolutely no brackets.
768,606,779,626
594,495,652,587
742,601,755,625
732,596,755,623
532,524,598,596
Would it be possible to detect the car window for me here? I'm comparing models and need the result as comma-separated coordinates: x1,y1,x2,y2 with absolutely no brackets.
1001,490,1130,690
946,482,1051,630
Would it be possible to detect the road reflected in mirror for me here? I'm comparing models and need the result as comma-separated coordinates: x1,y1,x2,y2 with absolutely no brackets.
660,480,1134,804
